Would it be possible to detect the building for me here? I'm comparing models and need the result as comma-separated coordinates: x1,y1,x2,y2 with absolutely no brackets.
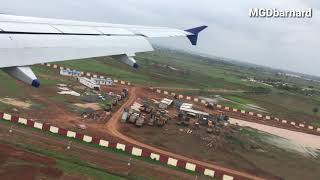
180,103,193,109
91,77,113,85
60,69,81,77
78,77,100,90
159,98,173,109
180,103,209,117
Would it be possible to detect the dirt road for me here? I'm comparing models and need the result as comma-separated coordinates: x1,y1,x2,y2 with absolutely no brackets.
105,87,266,180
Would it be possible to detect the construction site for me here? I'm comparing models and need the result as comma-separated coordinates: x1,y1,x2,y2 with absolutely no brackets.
0,62,320,180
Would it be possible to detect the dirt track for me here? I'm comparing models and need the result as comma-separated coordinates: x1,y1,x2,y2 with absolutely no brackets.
104,87,266,180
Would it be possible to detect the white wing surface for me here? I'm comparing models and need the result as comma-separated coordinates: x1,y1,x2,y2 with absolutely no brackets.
0,14,207,87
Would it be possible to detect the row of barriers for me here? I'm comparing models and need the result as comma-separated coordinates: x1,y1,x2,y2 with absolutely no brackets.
150,87,320,135
0,111,252,180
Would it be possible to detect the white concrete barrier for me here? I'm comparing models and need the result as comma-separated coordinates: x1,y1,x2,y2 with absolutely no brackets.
178,95,184,99
34,122,43,129
249,112,254,115
282,120,287,124
308,126,314,130
241,110,246,114
204,169,215,177
257,114,262,118
150,153,160,161
201,100,206,104
299,124,305,127
223,175,234,180
131,147,142,156
225,106,230,110
265,116,271,120
49,126,59,133
194,98,199,102
3,113,11,121
164,91,168,95
167,157,178,166
83,135,93,143
116,143,126,151
185,162,196,171
99,140,109,147
18,118,27,125
217,105,222,108
233,108,238,112
290,122,296,126
317,128,320,132
156,90,161,93
67,131,76,138
186,96,191,100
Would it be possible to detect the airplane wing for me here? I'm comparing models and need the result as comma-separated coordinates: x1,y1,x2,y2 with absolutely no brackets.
0,14,207,87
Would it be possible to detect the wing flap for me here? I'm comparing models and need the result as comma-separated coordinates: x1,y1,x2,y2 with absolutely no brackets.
52,25,101,35
0,22,61,33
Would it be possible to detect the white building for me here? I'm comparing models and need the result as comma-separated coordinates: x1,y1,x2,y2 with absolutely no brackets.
91,77,113,85
78,77,100,90
159,98,173,109
180,103,193,109
180,103,209,117
60,69,81,77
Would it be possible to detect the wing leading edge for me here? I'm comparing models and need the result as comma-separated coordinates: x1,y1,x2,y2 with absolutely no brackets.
0,15,207,87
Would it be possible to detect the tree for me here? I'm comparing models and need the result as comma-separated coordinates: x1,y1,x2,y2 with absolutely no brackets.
313,107,319,115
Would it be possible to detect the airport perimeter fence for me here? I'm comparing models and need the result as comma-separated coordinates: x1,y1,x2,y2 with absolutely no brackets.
150,87,320,135
0,112,252,180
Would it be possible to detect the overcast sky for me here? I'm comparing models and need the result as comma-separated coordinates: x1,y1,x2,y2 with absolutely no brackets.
1,0,319,76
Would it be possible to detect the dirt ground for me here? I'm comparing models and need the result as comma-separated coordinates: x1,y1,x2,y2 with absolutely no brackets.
119,89,320,180
0,144,63,179
1,76,320,180
0,118,208,180
0,98,32,109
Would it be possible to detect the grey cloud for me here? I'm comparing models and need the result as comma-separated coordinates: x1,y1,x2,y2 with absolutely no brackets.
0,0,319,76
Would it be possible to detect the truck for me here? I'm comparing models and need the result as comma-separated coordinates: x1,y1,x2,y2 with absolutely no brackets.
128,113,139,124
135,116,145,127
121,110,129,123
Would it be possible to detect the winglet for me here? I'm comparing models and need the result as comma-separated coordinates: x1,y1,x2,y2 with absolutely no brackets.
185,25,208,46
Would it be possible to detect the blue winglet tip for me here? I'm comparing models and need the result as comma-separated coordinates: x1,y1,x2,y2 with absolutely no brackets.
185,25,208,46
